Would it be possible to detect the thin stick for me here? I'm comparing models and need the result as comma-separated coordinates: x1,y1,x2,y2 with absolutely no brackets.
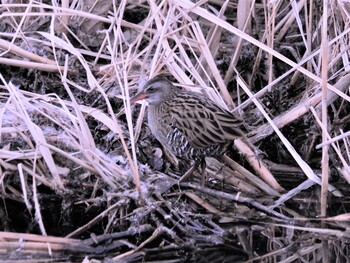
320,0,329,218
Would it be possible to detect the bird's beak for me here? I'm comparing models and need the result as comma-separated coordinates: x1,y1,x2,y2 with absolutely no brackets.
130,92,147,104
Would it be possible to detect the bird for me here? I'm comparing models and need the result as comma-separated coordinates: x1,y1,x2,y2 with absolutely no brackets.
130,77,247,183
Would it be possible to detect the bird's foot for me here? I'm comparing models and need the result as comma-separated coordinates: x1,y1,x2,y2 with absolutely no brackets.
179,159,207,187
178,162,199,182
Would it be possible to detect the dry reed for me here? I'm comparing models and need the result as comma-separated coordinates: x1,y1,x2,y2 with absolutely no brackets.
0,0,349,261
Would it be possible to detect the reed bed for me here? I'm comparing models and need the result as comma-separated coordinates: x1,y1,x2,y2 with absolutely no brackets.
0,0,349,261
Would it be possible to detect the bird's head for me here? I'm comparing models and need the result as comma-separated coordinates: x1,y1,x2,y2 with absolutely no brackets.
130,78,175,105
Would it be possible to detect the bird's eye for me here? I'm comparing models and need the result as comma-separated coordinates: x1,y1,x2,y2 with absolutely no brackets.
147,86,155,93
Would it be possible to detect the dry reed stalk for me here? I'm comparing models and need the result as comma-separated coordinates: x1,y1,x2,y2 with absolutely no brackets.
220,155,280,196
237,74,342,196
6,82,64,189
224,0,252,85
321,0,331,215
0,1,350,260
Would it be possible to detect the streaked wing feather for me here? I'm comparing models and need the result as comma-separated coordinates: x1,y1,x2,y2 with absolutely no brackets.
169,93,244,149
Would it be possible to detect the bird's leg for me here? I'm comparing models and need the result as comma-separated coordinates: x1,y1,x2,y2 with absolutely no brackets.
179,161,199,182
200,159,207,187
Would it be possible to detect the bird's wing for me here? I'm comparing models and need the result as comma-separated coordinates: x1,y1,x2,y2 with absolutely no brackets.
168,93,245,149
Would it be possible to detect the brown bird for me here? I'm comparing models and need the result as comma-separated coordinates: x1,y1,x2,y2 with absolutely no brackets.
131,77,246,183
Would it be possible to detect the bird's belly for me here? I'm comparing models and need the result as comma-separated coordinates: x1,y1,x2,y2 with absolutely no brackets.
149,120,224,161
168,133,226,161
148,106,227,161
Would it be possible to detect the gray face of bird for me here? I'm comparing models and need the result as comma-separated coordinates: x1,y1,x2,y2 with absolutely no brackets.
131,79,173,105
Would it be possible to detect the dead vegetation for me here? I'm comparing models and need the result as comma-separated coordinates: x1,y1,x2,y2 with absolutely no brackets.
0,0,350,262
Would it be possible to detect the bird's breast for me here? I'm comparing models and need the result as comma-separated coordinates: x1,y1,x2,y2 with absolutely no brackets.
147,104,171,146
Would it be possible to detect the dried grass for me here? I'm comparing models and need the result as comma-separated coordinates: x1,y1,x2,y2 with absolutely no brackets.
0,0,350,261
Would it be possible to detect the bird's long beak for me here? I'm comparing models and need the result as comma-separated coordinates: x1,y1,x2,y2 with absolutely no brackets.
130,92,147,104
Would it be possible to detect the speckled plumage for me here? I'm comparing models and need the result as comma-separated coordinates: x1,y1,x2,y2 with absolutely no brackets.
131,77,246,165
